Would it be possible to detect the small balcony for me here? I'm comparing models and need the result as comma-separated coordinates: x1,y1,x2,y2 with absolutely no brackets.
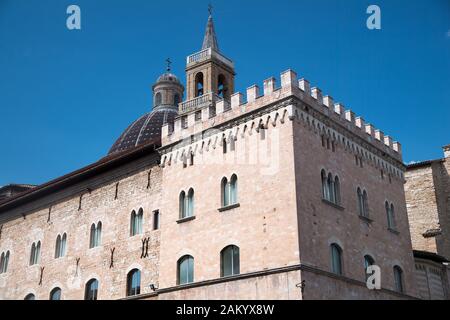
186,48,234,69
178,92,230,115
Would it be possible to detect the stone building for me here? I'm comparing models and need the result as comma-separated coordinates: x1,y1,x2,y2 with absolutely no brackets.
405,145,450,299
0,13,418,300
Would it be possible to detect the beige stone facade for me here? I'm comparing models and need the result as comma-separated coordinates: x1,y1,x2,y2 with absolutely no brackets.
0,14,421,300
405,145,450,299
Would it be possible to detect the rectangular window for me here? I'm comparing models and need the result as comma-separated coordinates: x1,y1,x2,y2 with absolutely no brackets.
153,210,160,230
181,116,188,129
195,110,202,121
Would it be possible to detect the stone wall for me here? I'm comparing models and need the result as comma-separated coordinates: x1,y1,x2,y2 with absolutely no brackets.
0,155,161,300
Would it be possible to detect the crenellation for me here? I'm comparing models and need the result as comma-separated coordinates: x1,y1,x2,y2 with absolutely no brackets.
333,103,345,117
311,87,323,105
216,100,226,114
375,129,384,143
344,109,355,124
298,78,310,93
355,117,365,130
231,92,244,109
246,85,259,103
323,95,334,109
365,123,375,137
393,141,402,154
384,135,393,148
280,69,297,88
263,77,276,95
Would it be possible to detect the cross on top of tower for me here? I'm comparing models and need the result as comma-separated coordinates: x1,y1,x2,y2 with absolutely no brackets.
208,3,213,16
166,58,172,72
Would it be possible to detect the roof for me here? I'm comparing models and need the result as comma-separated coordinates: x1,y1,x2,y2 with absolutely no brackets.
108,107,178,155
0,140,160,213
406,158,444,170
202,14,219,52
413,250,449,263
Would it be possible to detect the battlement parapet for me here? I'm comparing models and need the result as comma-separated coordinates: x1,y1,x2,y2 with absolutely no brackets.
161,69,402,161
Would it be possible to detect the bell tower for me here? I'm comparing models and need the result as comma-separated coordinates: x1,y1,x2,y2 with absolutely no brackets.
185,8,235,102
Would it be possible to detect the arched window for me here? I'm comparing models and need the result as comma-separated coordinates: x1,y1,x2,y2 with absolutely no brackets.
0,251,10,274
130,209,143,236
177,255,194,285
330,243,343,275
127,269,141,296
357,188,364,215
321,170,328,200
221,245,240,277
334,176,340,205
221,175,238,208
85,279,99,300
29,241,41,266
179,191,186,219
195,72,204,97
49,287,61,300
24,293,35,300
187,188,194,217
393,266,404,293
364,255,375,279
230,175,238,205
327,173,334,203
362,190,369,216
221,177,229,207
55,233,67,258
386,202,396,230
155,92,162,106
218,74,227,99
89,222,102,248
174,93,180,105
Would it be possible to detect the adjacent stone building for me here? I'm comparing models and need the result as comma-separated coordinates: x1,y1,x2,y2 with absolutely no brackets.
0,13,419,300
405,145,450,299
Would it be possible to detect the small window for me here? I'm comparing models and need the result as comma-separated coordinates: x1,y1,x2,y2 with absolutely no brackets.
386,202,396,230
24,293,35,300
29,241,41,266
49,287,62,300
221,175,238,207
334,176,340,205
0,250,10,274
155,92,162,106
393,266,404,293
127,269,141,296
130,209,143,236
358,189,369,217
331,243,343,275
174,94,180,105
89,222,102,248
195,110,202,121
181,116,188,129
321,170,328,200
177,255,194,285
85,279,99,300
190,152,194,166
221,245,240,277
153,210,160,230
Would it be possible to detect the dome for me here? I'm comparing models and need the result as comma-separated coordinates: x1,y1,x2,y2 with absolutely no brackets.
108,68,184,156
156,72,182,84
108,106,177,155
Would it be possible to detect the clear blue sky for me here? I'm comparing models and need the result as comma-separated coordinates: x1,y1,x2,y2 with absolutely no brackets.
0,0,449,186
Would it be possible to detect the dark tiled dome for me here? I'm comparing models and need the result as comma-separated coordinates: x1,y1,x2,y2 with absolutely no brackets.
108,106,177,155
